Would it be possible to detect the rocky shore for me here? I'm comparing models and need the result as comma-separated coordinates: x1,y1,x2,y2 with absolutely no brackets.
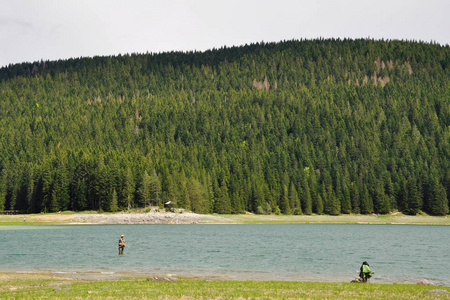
71,210,234,225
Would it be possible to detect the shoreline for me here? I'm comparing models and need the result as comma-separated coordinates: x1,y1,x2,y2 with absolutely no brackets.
0,210,449,226
0,210,235,225
220,213,450,225
0,270,439,286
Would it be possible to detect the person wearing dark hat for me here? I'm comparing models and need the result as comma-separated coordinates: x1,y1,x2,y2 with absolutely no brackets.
359,261,373,282
118,234,126,255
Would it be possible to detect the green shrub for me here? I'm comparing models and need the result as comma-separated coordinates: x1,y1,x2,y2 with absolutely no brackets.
255,206,265,215
293,208,303,215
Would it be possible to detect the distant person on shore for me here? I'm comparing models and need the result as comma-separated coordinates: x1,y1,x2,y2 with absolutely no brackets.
118,235,126,255
359,261,374,282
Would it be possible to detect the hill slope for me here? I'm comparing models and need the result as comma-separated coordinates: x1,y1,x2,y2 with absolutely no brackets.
1,39,449,215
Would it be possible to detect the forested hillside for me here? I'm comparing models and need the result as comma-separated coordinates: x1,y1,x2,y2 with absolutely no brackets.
1,39,449,215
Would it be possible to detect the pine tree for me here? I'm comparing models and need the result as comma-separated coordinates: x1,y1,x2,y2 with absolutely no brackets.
289,183,302,215
111,188,119,212
427,177,449,215
324,185,340,215
55,161,70,211
373,180,390,214
316,194,324,214
123,167,135,209
139,171,151,207
251,178,265,212
280,185,292,214
149,169,161,207
301,177,312,215
360,185,371,214
27,176,35,213
341,186,351,214
41,159,53,212
94,156,111,211
350,182,360,214
71,153,90,211
0,177,5,211
215,179,231,213
189,178,209,214
49,189,59,213
404,177,421,215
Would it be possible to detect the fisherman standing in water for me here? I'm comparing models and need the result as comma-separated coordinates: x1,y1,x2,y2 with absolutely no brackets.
118,235,126,255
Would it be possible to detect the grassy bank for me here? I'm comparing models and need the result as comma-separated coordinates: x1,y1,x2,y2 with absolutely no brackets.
0,211,449,226
0,211,98,226
218,213,450,225
0,273,448,299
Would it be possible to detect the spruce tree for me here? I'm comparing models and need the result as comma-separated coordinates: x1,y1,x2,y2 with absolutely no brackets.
111,188,119,212
280,185,292,214
341,186,351,214
301,177,312,215
139,171,151,207
49,190,59,213
360,185,371,214
405,177,421,215
0,180,5,211
427,177,449,215
350,183,360,214
149,169,161,207
123,167,135,210
215,179,231,214
189,178,209,214
289,183,302,215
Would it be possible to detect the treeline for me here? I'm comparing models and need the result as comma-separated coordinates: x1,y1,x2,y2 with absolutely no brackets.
0,38,449,215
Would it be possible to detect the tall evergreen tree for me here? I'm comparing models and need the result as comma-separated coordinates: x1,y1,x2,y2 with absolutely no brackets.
149,169,161,207
189,178,209,214
300,176,312,215
426,177,449,215
139,171,151,207
111,188,119,212
404,177,421,215
289,182,302,215
280,184,292,214
215,179,231,214
123,167,135,209
0,169,6,211
350,182,360,214
360,185,372,214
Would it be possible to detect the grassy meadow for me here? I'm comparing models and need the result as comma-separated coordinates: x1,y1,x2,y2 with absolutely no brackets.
1,273,449,299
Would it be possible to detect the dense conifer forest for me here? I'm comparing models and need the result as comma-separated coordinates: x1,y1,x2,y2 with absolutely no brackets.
1,39,449,215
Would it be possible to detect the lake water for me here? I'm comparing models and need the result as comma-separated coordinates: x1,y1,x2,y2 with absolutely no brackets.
1,224,449,285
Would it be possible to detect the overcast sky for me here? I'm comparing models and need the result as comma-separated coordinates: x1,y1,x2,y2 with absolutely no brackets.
1,0,449,67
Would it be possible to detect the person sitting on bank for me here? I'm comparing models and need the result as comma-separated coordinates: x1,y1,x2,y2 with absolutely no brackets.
359,261,374,282
118,235,126,255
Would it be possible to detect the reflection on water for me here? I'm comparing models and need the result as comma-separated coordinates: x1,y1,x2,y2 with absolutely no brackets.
1,224,449,285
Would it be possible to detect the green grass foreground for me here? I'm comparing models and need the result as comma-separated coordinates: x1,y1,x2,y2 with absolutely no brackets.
0,273,449,299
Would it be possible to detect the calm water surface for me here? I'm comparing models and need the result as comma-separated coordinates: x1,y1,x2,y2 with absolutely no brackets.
1,224,448,285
